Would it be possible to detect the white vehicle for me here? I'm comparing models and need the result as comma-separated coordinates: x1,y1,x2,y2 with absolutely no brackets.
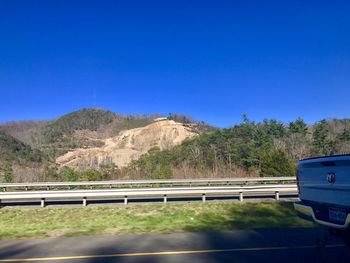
294,154,350,246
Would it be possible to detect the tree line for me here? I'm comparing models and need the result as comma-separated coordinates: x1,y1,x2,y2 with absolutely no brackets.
127,116,350,179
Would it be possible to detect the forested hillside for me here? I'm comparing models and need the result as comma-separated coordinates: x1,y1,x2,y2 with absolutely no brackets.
39,108,117,143
128,116,350,179
0,131,48,182
2,108,350,182
34,108,119,158
0,120,48,145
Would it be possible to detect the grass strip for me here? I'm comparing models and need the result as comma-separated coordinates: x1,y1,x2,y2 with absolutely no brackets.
0,201,314,240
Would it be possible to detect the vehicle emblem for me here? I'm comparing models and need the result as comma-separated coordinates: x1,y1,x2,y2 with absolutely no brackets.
327,172,336,184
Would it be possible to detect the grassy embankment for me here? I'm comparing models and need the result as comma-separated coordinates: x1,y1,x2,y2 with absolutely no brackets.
0,201,314,240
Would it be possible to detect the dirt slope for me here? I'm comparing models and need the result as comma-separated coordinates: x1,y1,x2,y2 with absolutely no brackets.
56,119,197,169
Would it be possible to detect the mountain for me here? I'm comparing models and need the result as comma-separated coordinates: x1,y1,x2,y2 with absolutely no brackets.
40,108,118,143
56,119,198,169
30,108,159,158
0,108,207,182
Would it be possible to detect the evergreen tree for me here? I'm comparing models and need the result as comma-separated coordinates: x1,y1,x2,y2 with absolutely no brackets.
288,118,308,136
260,150,296,177
58,167,79,181
312,120,334,155
262,119,286,138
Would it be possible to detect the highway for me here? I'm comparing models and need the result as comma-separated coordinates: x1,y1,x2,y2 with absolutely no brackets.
0,228,349,262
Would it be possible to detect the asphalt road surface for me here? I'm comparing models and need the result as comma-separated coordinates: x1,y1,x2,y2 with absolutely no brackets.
0,228,349,263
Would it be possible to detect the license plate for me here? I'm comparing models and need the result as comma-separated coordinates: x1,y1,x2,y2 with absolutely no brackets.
329,207,347,224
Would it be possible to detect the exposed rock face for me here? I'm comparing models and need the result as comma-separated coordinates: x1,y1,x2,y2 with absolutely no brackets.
56,120,197,169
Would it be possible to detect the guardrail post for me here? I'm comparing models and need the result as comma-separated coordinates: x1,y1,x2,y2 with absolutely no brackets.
202,193,206,202
163,195,167,203
124,196,128,205
239,192,243,202
40,198,45,208
275,191,280,201
83,197,87,206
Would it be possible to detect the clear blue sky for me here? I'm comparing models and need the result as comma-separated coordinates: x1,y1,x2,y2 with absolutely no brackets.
0,0,349,127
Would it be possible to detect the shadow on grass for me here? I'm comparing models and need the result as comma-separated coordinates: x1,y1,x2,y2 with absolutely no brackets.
183,202,314,232
77,202,330,263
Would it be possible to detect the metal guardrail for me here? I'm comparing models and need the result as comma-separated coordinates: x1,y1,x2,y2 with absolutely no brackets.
0,183,298,207
0,177,296,191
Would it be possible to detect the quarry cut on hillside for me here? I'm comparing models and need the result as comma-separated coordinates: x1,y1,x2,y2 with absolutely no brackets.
56,119,198,169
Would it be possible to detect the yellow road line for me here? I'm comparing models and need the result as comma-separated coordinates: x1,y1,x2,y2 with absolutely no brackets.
0,244,344,262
